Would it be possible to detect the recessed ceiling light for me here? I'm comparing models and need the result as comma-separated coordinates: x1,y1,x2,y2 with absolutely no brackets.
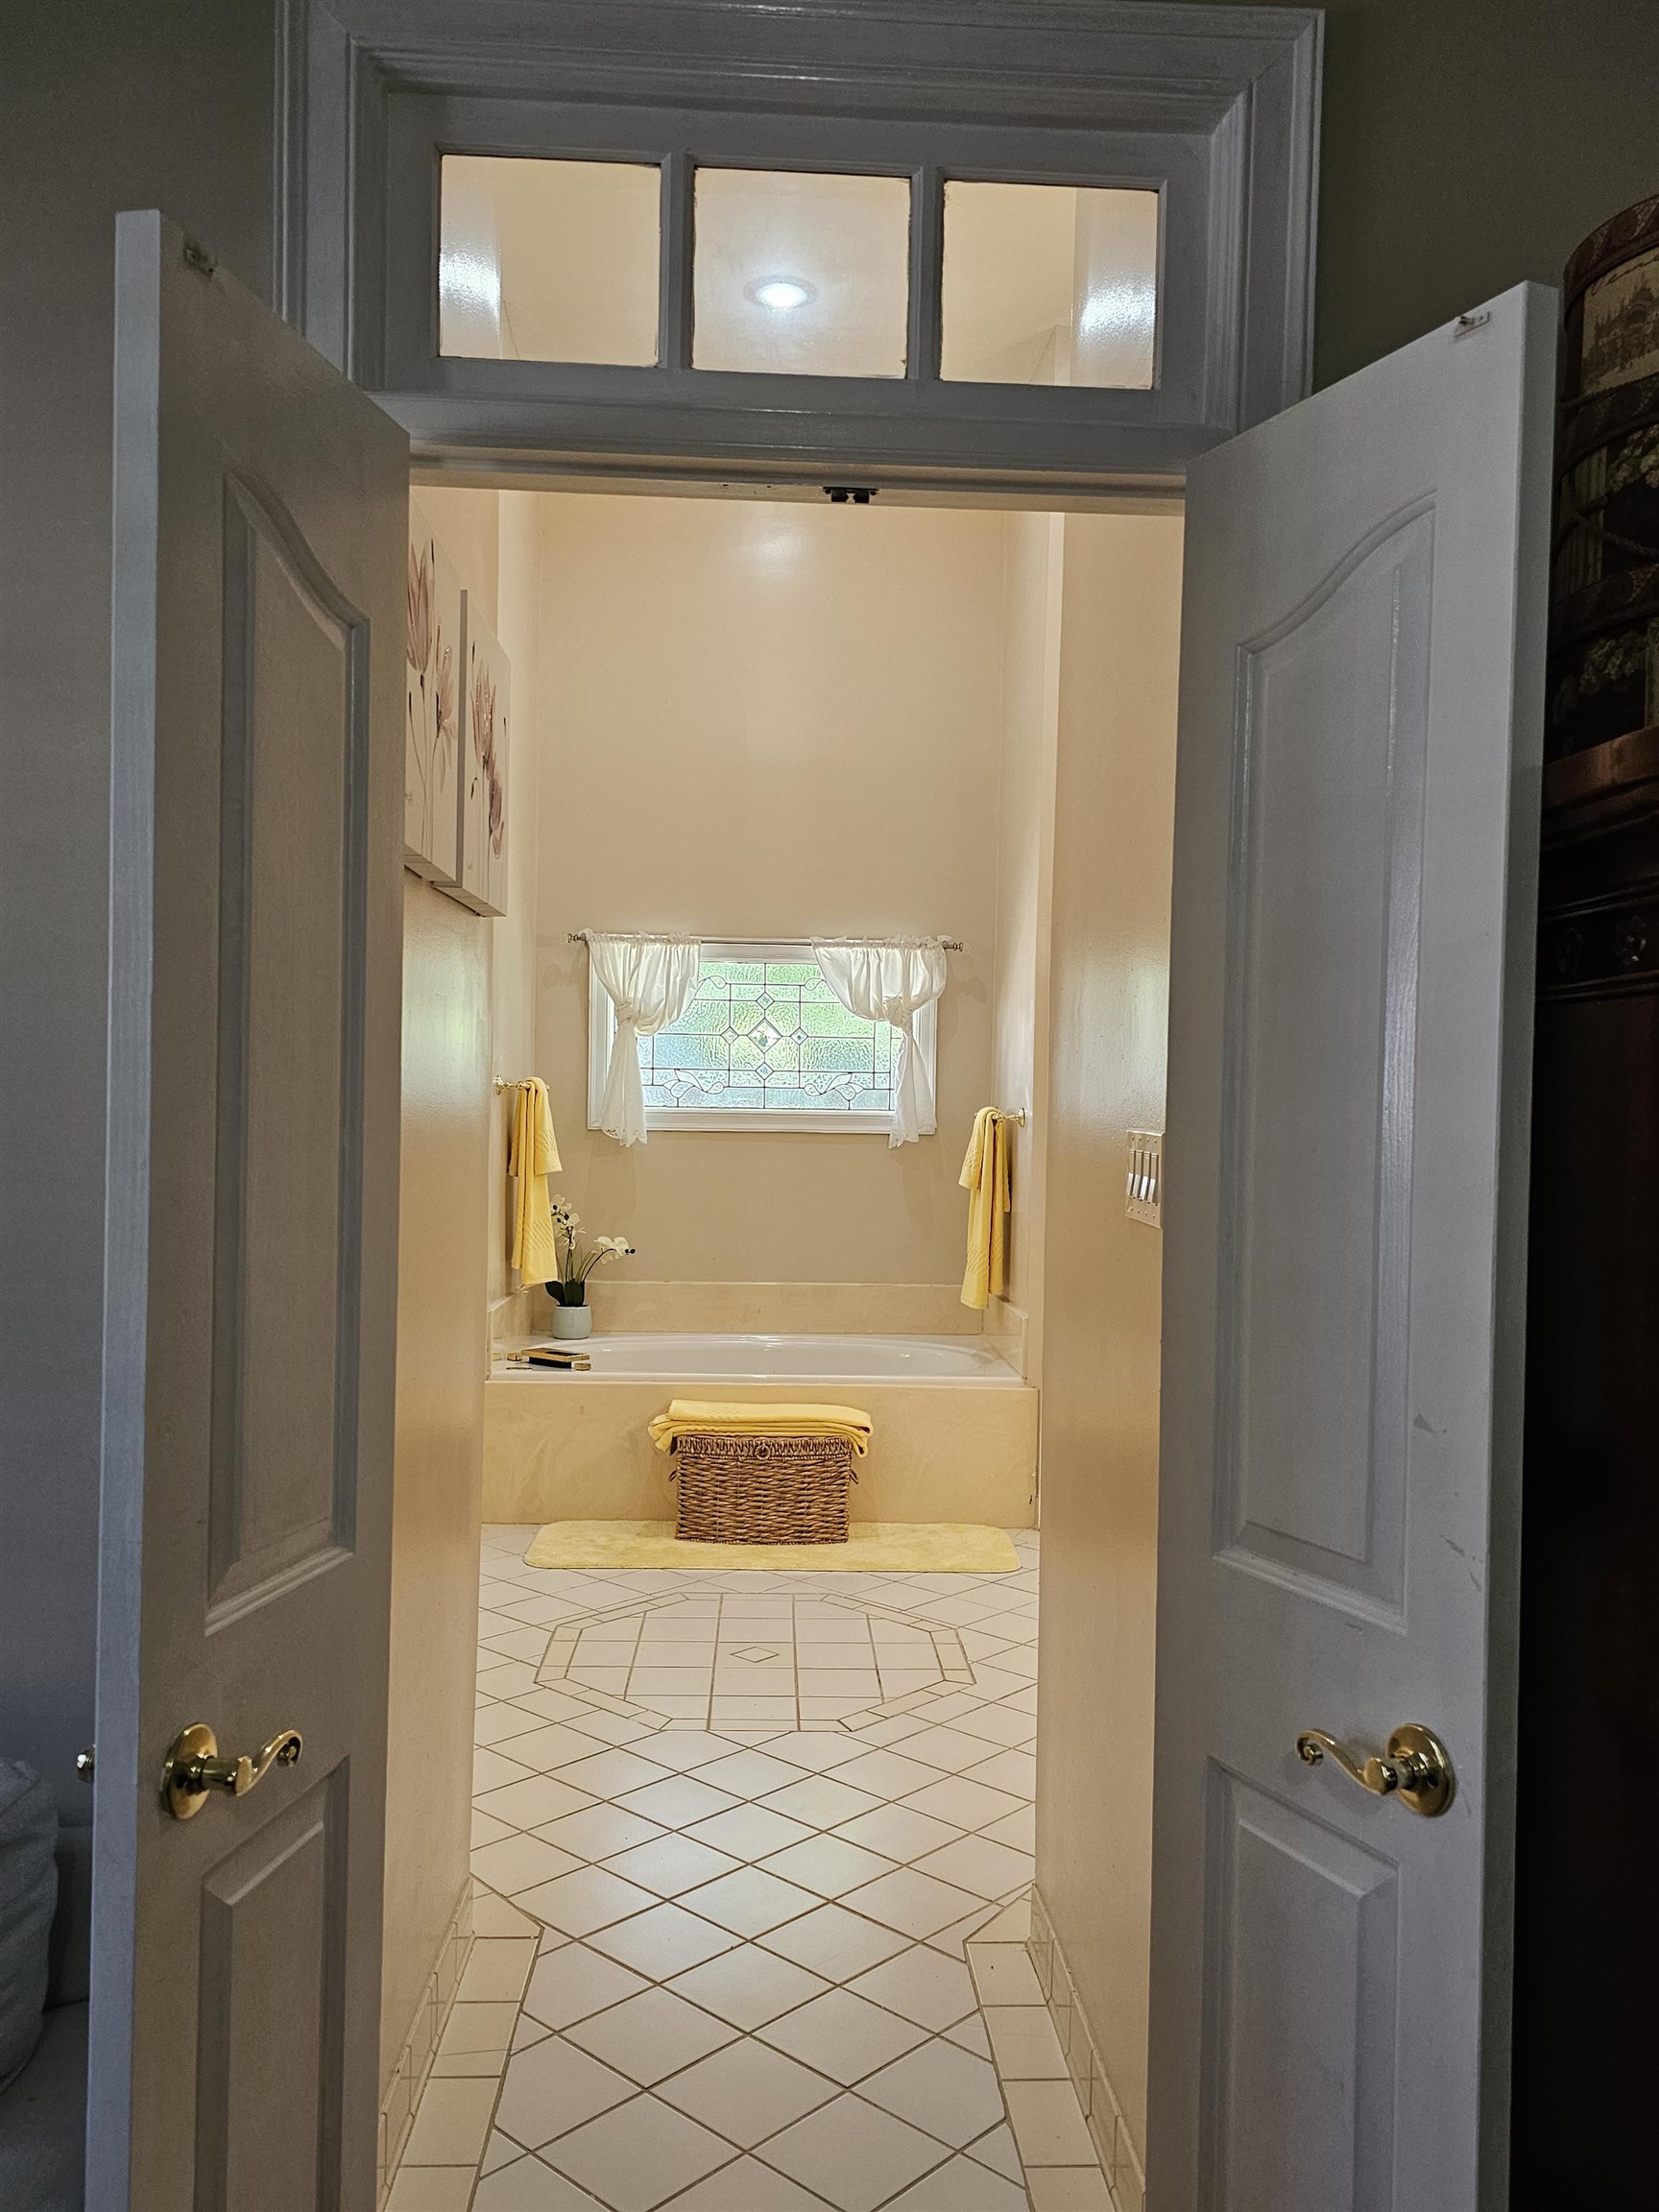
747,276,816,311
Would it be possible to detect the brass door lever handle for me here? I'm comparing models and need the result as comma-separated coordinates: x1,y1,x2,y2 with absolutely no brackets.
162,1722,302,1820
1295,1722,1455,1817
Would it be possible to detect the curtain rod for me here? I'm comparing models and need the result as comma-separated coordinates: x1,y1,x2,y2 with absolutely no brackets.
566,930,967,952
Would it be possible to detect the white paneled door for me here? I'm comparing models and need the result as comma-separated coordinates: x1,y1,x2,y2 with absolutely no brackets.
1149,285,1554,2210
91,211,407,2208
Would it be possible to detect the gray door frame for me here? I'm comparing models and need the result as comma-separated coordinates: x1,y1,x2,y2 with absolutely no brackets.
283,0,1322,495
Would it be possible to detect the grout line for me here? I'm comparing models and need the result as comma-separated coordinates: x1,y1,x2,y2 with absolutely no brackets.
412,1539,1045,2212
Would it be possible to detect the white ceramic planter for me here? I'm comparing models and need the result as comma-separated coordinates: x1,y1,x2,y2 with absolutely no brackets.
549,1304,593,1340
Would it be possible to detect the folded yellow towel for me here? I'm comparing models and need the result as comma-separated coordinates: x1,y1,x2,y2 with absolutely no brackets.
509,1076,562,1283
959,1106,1013,1310
648,1400,874,1457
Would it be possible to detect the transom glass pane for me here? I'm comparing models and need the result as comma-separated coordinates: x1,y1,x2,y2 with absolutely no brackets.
639,955,900,1118
692,168,911,378
940,180,1158,387
439,155,661,365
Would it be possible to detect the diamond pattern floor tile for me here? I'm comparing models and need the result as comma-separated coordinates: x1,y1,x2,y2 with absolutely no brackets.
856,2035,1006,2145
757,1985,927,2084
846,1944,978,2031
884,2153,1029,2209
755,2093,947,2212
564,1984,737,2084
493,2036,635,2151
540,2094,735,2212
838,1867,984,1939
600,1833,740,1898
757,1903,913,1983
656,2038,839,2147
665,1943,831,2029
521,1943,647,2032
680,1866,819,1937
470,2152,609,2208
586,1902,739,1980
385,1528,1127,2212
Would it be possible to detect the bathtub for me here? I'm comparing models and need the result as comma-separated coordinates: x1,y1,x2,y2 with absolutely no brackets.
485,1330,1037,1528
526,1333,1021,1385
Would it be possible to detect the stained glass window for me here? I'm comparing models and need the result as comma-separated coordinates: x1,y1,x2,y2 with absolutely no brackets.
589,943,933,1129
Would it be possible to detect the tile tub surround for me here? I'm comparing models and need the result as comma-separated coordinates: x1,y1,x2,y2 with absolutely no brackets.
386,1522,1106,2211
483,1370,1039,1531
567,1282,990,1339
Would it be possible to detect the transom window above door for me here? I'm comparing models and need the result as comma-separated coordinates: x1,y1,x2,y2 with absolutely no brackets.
303,0,1320,491
436,154,1161,388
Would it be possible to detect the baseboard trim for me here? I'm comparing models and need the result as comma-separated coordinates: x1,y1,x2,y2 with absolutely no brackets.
377,1879,474,2204
1028,1886,1147,2212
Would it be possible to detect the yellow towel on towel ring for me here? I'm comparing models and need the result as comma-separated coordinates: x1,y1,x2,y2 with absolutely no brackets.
648,1401,874,1457
959,1106,1013,1310
508,1076,562,1284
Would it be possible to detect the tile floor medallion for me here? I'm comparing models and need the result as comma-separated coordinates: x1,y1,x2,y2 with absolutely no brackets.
390,1525,1122,2212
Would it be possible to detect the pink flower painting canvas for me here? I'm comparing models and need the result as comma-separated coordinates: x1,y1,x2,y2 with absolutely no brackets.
404,498,463,883
451,591,510,917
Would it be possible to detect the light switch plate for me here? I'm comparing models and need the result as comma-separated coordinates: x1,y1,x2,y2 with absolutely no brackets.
1126,1128,1163,1226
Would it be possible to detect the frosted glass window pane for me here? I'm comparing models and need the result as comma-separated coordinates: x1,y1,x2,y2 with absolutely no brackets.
638,952,901,1118
693,169,910,378
940,180,1158,388
440,155,660,365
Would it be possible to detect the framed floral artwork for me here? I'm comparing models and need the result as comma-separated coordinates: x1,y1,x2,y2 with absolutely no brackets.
447,593,510,917
404,496,462,881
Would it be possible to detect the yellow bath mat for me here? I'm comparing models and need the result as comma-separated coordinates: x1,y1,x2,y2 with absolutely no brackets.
523,1519,1021,1575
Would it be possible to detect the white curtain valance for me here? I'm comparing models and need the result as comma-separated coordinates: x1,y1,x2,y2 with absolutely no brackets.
814,940,948,1147
589,934,701,1146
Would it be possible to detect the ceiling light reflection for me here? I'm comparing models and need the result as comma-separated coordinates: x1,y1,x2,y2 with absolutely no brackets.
1078,277,1156,344
746,276,816,311
440,245,503,324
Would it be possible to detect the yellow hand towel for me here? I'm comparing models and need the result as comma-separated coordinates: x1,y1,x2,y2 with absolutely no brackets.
509,1076,562,1283
648,1400,874,1456
959,1106,1012,1310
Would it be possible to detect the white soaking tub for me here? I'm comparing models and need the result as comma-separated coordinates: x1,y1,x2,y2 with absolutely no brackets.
567,1333,1021,1385
485,1331,1037,1528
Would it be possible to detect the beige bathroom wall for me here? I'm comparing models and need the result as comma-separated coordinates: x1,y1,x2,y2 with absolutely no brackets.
383,487,502,2092
989,510,1064,1378
1034,509,1184,2169
409,484,544,1347
418,484,499,633
488,492,545,1340
531,493,1008,1287
383,877,491,2091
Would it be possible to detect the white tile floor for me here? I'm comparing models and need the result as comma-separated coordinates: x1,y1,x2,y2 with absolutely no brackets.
390,1525,1118,2212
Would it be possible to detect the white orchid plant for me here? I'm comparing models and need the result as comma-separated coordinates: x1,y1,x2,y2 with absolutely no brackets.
546,1196,636,1308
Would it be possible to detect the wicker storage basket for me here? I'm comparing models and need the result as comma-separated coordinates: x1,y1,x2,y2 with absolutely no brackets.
671,1431,854,1545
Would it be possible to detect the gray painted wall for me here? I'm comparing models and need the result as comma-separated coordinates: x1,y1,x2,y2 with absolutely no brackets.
1262,0,1659,385
2,0,1653,1813
0,3,276,1811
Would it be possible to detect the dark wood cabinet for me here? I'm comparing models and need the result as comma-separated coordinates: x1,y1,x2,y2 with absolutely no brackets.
1512,727,1659,2210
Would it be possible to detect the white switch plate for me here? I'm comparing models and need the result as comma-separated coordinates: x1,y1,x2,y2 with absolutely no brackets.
1126,1128,1163,1226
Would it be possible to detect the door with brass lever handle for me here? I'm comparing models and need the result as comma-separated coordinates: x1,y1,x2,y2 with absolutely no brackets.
1296,1722,1455,1817
161,1723,302,1820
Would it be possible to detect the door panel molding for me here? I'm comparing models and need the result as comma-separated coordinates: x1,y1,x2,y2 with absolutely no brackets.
1214,504,1434,1623
194,1767,350,2212
283,0,1321,490
1201,1769,1400,2212
210,472,372,1613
